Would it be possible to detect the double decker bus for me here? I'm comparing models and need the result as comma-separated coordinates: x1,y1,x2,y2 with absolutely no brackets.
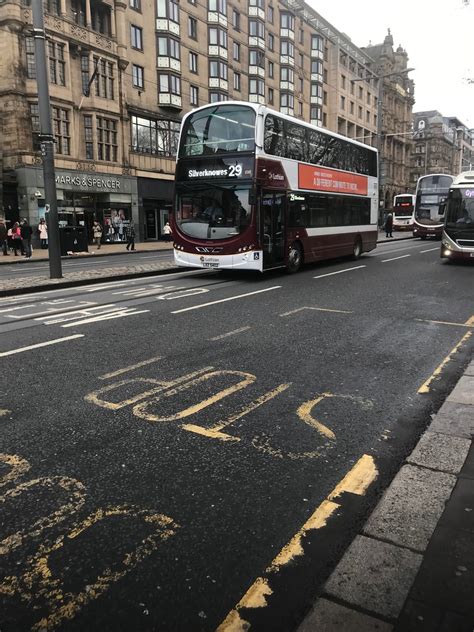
413,174,454,239
441,171,474,262
392,194,415,230
173,102,378,272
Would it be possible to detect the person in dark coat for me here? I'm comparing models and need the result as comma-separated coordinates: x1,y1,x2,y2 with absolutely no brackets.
385,212,393,238
125,222,136,251
20,219,33,258
0,218,8,256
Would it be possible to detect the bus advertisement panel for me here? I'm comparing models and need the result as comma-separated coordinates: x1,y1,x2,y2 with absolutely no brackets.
173,102,378,272
413,174,454,239
441,171,474,261
392,194,415,230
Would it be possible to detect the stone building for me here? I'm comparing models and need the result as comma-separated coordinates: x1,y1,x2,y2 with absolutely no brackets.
411,111,474,186
362,30,415,209
0,0,390,240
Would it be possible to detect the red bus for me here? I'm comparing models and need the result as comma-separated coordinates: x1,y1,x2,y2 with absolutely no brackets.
413,174,454,240
173,102,378,272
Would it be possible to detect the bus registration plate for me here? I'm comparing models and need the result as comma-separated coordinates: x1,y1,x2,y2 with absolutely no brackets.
201,256,220,268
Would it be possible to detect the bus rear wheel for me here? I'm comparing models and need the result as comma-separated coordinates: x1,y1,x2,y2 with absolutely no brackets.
287,242,303,273
352,237,362,260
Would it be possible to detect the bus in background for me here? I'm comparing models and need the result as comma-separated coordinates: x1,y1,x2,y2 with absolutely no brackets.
392,194,415,230
413,174,454,239
441,171,474,262
173,101,378,273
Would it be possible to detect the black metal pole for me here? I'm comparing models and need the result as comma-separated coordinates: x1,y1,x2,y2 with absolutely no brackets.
32,0,62,278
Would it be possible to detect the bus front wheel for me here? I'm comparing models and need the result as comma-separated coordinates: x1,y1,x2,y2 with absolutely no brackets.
287,242,303,273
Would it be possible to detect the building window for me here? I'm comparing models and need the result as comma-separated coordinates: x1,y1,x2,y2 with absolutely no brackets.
350,101,354,114
232,9,240,30
358,86,363,99
311,82,322,98
97,116,117,161
280,92,294,109
52,106,70,155
159,73,181,95
209,91,227,102
310,105,322,121
84,114,94,159
249,19,264,39
209,0,227,15
48,41,66,86
209,60,228,80
280,66,293,83
94,56,114,99
190,85,199,106
358,105,362,118
299,28,304,44
131,115,179,155
249,78,264,96
280,12,294,30
267,5,273,23
189,51,198,73
311,59,322,75
71,0,86,25
249,0,264,7
311,34,323,51
233,42,240,61
29,103,41,150
280,40,294,58
156,0,179,22
249,49,265,68
299,52,304,69
131,25,143,50
157,36,180,60
130,0,141,10
233,72,241,91
188,17,197,39
340,95,345,109
46,0,60,15
341,74,346,89
268,61,274,78
298,77,303,91
25,37,36,79
209,27,227,48
298,101,303,116
268,33,274,51
268,87,274,104
132,64,144,88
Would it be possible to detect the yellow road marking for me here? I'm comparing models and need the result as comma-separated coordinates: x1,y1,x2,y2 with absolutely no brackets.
217,454,378,631
297,394,337,440
418,330,473,393
98,356,163,380
280,307,352,317
182,383,291,442
0,409,11,417
0,453,30,487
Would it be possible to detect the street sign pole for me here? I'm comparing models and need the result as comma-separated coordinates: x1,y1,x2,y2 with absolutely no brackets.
32,0,62,278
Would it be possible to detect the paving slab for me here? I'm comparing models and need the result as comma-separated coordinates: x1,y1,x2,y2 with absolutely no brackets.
465,360,474,376
438,477,474,533
428,402,474,439
298,598,393,632
407,431,471,475
363,465,456,552
324,535,422,620
446,376,474,406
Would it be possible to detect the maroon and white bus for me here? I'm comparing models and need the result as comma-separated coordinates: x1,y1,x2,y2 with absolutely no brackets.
413,174,454,240
173,102,378,272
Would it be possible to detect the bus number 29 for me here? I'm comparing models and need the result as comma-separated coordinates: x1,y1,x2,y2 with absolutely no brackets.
228,164,242,177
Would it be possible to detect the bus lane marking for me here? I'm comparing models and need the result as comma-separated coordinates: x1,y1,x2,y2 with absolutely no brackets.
313,266,366,279
209,326,252,341
171,286,282,314
217,454,378,632
418,330,473,394
381,254,411,263
0,454,30,488
0,335,84,357
280,307,352,317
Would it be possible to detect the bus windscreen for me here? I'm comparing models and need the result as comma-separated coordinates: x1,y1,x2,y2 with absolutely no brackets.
445,189,474,227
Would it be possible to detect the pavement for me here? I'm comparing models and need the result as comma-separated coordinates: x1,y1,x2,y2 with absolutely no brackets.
298,359,474,631
0,229,415,297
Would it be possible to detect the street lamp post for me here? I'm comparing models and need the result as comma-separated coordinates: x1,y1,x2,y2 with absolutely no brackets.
32,0,62,279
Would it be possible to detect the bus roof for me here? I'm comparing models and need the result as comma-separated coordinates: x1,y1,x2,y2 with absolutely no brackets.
182,101,378,155
452,171,474,186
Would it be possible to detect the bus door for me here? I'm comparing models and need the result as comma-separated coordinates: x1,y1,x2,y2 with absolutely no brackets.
261,192,286,268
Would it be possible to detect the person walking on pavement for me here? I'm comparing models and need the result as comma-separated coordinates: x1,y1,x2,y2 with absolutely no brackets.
38,218,48,249
20,219,33,258
0,218,8,256
92,220,103,250
162,221,172,242
125,222,136,251
385,211,394,238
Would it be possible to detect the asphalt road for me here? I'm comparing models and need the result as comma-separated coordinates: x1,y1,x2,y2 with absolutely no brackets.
1,240,473,632
0,250,174,279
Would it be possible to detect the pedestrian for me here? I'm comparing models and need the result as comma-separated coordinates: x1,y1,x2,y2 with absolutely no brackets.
125,221,136,251
38,218,48,249
20,218,33,258
92,220,103,250
0,217,8,256
10,222,22,256
385,212,393,238
162,221,172,242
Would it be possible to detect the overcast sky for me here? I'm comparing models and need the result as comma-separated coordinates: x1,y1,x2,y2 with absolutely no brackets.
308,0,474,128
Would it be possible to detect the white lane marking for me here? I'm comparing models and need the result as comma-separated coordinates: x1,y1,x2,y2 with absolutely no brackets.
280,306,352,316
371,245,423,256
35,304,117,322
420,247,440,253
7,302,97,320
0,334,84,357
381,255,411,263
99,356,163,380
209,326,251,341
171,286,282,314
61,308,149,327
313,266,366,279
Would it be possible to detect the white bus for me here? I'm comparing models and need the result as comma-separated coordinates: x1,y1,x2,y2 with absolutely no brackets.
392,194,415,230
441,171,474,262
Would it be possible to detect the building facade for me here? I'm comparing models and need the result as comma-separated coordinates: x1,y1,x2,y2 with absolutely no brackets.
1,0,406,240
410,111,474,187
